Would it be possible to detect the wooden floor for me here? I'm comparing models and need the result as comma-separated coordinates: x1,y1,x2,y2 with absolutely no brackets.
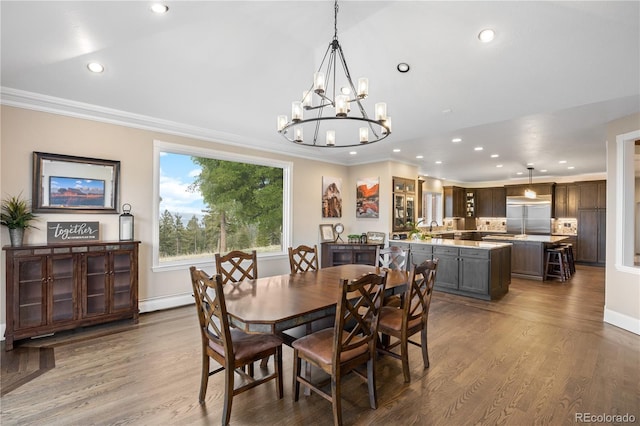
2,265,639,425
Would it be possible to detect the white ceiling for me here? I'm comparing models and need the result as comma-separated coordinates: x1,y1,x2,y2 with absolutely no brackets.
1,1,639,183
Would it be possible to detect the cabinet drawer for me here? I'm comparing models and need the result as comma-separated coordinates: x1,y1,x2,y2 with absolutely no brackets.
433,246,459,256
459,248,490,259
410,244,433,255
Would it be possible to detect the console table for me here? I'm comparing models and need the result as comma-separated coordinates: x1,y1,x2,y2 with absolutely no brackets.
320,242,381,268
3,241,140,350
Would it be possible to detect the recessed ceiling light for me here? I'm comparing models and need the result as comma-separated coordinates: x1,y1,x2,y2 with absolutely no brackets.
451,138,462,143
496,164,503,168
349,151,357,155
474,147,483,151
568,166,575,170
491,154,499,158
151,3,169,13
540,169,548,172
435,160,442,164
340,86,351,95
442,108,453,114
393,148,401,153
478,28,495,43
559,160,567,164
516,172,523,175
397,63,410,73
416,155,424,159
87,62,104,73
527,162,534,166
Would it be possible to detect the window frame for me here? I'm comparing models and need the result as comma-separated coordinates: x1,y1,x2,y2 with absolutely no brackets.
152,140,292,272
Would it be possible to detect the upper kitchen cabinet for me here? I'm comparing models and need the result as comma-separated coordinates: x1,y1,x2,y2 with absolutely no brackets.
554,183,578,218
393,177,416,232
444,186,466,218
577,180,606,209
505,183,555,197
476,187,506,217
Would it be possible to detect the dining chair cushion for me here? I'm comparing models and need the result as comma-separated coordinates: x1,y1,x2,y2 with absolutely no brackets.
378,306,421,332
292,328,368,367
208,329,283,363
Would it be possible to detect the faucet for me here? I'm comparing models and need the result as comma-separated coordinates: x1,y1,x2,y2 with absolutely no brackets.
429,221,438,232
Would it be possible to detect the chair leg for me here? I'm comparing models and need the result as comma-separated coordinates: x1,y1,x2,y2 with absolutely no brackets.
421,327,429,369
292,350,301,401
199,352,210,403
275,346,283,399
401,336,411,383
367,357,378,409
222,365,234,426
260,356,269,369
332,375,343,426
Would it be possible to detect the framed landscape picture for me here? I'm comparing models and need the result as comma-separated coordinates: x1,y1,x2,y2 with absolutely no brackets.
356,177,380,218
33,152,120,213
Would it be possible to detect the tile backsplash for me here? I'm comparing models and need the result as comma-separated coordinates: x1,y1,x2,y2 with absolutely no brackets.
552,218,577,235
475,218,506,231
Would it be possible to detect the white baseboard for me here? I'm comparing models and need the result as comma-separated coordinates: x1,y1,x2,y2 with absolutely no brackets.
0,293,194,342
604,307,640,335
139,293,194,313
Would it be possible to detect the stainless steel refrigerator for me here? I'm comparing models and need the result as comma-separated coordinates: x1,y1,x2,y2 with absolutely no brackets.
506,195,552,235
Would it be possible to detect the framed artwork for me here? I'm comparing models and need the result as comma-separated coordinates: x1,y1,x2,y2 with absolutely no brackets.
32,152,120,213
319,224,335,242
356,177,380,218
322,176,342,218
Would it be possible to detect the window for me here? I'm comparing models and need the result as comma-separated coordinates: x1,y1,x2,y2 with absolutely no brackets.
153,141,291,270
422,192,443,228
615,130,640,272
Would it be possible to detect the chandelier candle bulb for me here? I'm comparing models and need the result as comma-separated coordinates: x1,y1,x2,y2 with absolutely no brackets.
292,101,303,121
277,115,288,131
326,130,336,146
314,72,325,93
294,127,303,143
382,116,392,134
357,78,369,98
375,102,387,121
335,95,349,117
359,127,369,143
302,90,312,107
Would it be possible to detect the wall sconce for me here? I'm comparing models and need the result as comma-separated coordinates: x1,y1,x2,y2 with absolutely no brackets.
119,203,134,241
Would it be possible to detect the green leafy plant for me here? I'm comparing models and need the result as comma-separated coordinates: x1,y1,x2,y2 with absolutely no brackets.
1,194,38,230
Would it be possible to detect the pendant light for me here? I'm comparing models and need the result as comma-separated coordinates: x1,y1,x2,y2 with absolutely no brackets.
524,167,537,199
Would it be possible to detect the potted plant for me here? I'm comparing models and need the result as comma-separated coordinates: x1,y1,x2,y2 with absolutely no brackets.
1,193,38,246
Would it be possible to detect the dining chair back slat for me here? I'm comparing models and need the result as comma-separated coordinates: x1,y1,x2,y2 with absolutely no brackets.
215,250,258,284
288,244,319,273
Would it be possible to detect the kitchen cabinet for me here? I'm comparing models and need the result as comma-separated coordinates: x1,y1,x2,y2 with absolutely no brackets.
444,186,466,218
321,243,378,267
577,180,606,209
554,184,578,218
577,209,606,264
476,187,506,217
390,241,511,300
393,177,416,232
3,241,139,350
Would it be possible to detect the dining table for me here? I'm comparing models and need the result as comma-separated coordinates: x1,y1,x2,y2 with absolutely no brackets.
221,264,408,342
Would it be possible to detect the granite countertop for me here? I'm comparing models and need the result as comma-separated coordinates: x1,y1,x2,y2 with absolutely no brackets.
482,234,570,243
404,238,512,250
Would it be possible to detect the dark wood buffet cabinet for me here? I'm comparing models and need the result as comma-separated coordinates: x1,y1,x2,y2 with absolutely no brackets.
3,241,140,350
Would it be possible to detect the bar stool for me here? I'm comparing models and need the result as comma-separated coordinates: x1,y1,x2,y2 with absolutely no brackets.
544,247,567,282
560,243,576,275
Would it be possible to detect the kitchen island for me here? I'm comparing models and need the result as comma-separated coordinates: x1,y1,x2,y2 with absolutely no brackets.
390,239,512,300
482,234,569,280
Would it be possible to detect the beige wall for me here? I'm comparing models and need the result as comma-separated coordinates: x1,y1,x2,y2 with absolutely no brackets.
0,106,402,331
605,112,640,335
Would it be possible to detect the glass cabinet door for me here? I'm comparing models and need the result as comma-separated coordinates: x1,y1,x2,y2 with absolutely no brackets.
16,257,47,329
394,194,405,229
50,255,75,323
84,253,109,317
406,196,415,227
112,251,134,312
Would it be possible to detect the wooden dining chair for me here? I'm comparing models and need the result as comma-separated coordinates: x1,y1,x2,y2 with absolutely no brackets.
376,245,410,307
215,250,258,284
376,259,438,383
288,244,319,273
292,271,388,426
189,267,283,426
375,245,410,272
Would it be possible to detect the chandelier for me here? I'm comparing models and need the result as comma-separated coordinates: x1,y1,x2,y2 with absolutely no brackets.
276,0,391,148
